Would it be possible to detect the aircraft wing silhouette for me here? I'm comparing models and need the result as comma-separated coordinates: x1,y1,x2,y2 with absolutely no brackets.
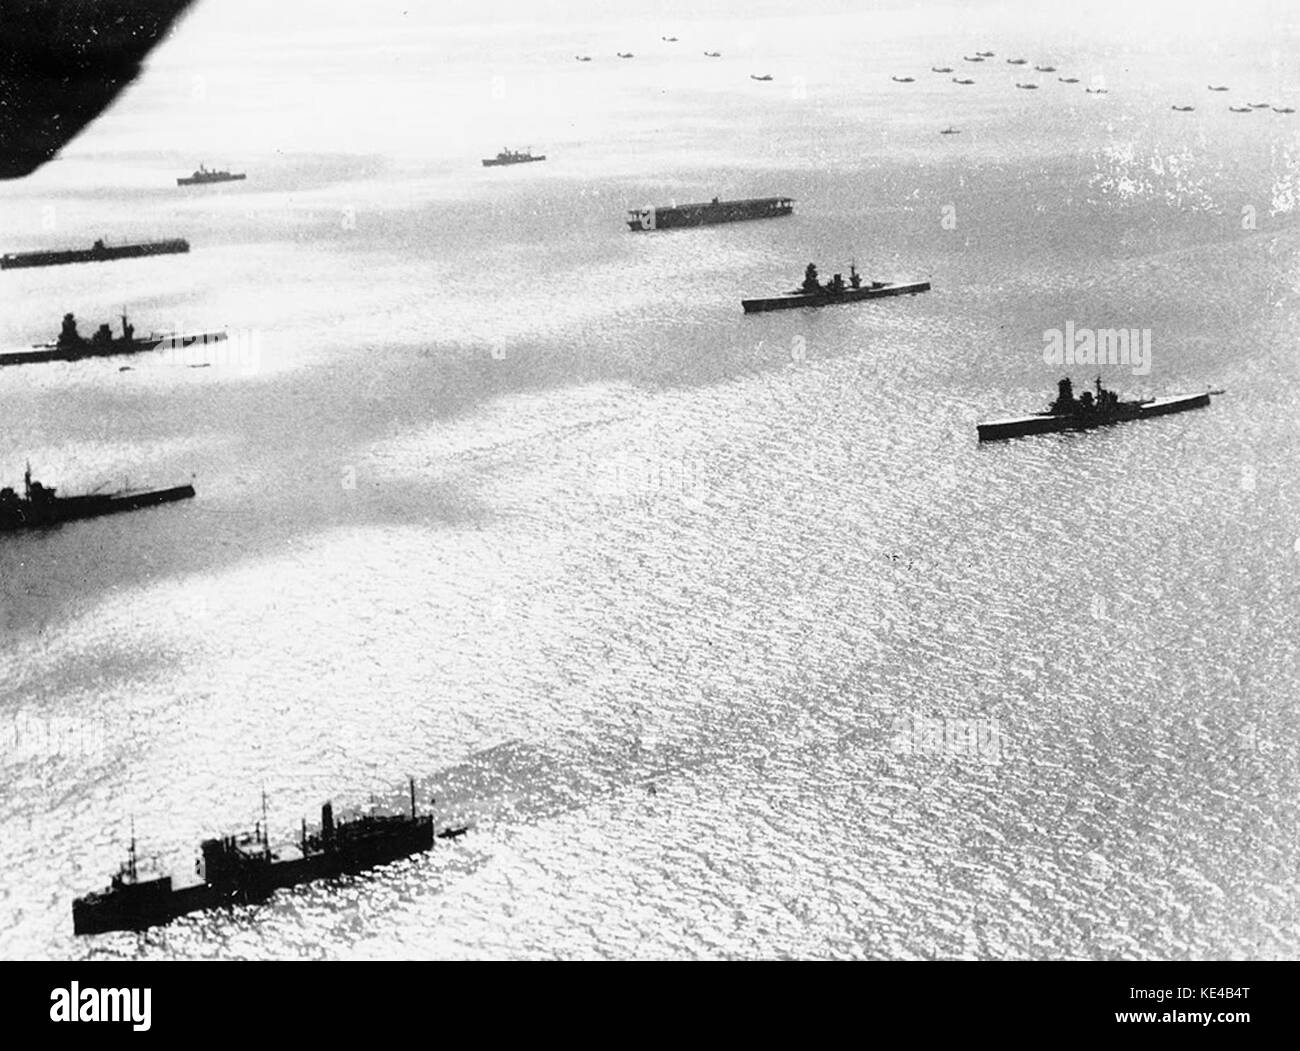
0,0,197,180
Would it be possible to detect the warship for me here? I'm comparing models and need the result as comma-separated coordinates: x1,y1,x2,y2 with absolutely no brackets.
1,237,189,270
628,195,793,231
177,164,245,186
482,148,545,167
0,312,226,367
0,465,194,532
976,377,1213,442
72,780,467,935
741,262,930,313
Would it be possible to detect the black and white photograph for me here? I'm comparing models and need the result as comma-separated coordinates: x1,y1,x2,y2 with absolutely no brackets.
0,0,1296,1015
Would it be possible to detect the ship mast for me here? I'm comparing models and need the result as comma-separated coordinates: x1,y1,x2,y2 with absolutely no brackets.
410,777,416,819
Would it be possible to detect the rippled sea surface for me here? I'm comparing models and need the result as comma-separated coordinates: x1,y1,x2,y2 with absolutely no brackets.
2,0,1298,959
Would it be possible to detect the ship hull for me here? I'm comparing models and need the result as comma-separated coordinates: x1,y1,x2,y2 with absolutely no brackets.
1,239,190,270
0,484,195,532
0,330,226,368
628,196,792,231
976,392,1211,441
73,819,434,935
177,173,245,185
741,279,930,313
482,156,545,167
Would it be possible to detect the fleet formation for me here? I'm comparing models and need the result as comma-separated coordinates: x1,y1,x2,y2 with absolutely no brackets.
2,30,1227,936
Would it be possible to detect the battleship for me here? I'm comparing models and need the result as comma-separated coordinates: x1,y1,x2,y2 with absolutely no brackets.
1,237,189,270
976,377,1213,442
741,263,930,313
0,312,226,367
482,148,545,167
0,464,194,532
628,195,793,231
72,780,467,935
176,164,245,186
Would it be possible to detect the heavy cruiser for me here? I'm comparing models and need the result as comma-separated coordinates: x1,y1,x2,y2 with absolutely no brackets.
976,377,1213,441
741,262,930,313
0,312,226,367
73,780,466,934
628,195,793,231
0,465,194,532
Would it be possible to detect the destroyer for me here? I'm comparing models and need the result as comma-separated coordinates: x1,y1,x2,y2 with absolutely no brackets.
177,164,245,186
482,147,545,167
1,238,189,270
0,312,226,367
741,262,930,313
628,195,792,231
976,377,1213,441
0,464,194,532
72,780,468,935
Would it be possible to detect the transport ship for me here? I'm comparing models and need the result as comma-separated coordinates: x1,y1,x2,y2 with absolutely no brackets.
1,238,189,270
0,312,226,367
72,780,467,934
741,262,929,313
627,195,793,231
177,164,245,186
976,377,1213,441
0,465,194,532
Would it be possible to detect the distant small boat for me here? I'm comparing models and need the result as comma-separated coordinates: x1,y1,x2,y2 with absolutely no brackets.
176,164,244,187
704,51,721,58
1172,105,1194,111
1228,105,1252,112
952,77,975,85
940,126,961,135
482,148,545,167
1085,87,1109,94
750,73,773,81
932,66,953,73
892,75,915,83
661,36,678,42
1016,82,1038,89
575,55,592,62
1006,58,1027,65
963,55,984,62
1208,85,1229,91
1034,65,1056,72
1249,102,1270,108
1274,106,1296,113
617,52,634,58
976,51,995,57
1058,76,1080,83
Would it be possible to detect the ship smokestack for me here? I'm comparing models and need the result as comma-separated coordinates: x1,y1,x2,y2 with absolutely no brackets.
322,801,334,843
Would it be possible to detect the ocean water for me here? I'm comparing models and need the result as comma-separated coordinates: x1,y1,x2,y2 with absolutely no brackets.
1,0,1298,959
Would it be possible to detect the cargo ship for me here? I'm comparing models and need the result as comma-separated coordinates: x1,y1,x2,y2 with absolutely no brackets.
628,195,793,231
741,262,930,313
0,464,194,532
1,238,189,270
976,377,1213,441
482,148,545,167
72,780,466,935
177,164,245,186
0,312,226,367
